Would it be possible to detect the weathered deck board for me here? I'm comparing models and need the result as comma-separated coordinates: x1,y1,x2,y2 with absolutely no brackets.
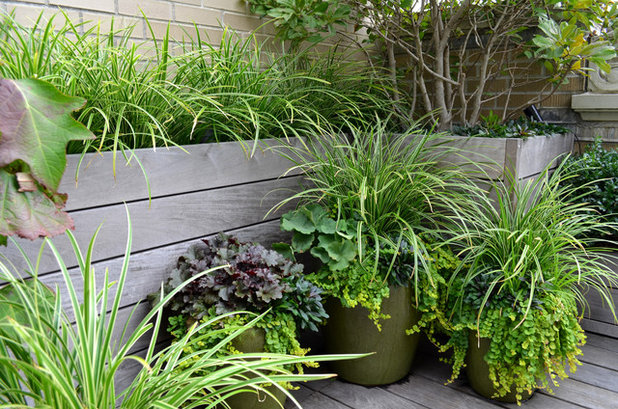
289,334,618,409
318,380,427,409
579,343,618,371
586,332,618,352
62,138,301,211
384,374,501,409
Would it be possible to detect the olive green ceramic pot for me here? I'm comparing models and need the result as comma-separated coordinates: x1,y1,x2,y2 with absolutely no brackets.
324,284,420,385
222,328,287,409
466,332,534,403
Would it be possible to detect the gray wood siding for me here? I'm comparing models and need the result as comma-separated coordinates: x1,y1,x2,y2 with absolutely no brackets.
0,139,301,392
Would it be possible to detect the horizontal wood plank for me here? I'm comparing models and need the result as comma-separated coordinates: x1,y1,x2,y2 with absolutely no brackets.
286,385,352,409
319,380,427,409
581,287,618,325
579,343,618,371
384,374,501,409
62,138,301,211
582,318,618,339
432,135,507,179
566,361,618,392
3,176,303,276
540,378,618,409
585,332,618,352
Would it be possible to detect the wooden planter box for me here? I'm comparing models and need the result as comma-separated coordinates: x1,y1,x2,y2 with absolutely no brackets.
581,253,618,338
1,138,299,390
435,133,574,196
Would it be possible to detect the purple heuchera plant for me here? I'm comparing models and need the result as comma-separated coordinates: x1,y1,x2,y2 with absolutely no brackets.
164,234,323,327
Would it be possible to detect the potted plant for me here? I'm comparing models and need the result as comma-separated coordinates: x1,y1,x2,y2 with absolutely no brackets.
158,233,329,409
0,212,351,408
272,121,468,385
428,161,618,403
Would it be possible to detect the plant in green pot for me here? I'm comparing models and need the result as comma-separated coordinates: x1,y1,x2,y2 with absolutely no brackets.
272,120,469,386
159,233,329,409
431,161,618,404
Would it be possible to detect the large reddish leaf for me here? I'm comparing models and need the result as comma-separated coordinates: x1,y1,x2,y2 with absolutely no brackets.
0,78,94,191
0,170,74,240
0,79,94,242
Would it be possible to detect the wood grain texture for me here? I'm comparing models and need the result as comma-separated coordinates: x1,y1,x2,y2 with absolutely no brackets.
516,134,574,179
433,135,507,179
62,138,301,211
582,318,618,339
579,343,618,371
286,385,351,409
384,374,501,409
582,287,618,325
432,134,572,181
3,176,302,276
319,380,427,409
585,332,618,352
566,360,618,392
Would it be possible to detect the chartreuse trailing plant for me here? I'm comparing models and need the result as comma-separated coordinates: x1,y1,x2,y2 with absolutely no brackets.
429,161,618,403
0,212,352,408
159,234,330,387
272,119,470,325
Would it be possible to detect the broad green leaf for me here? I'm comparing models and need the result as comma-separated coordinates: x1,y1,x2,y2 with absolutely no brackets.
281,209,315,234
271,242,294,260
317,235,356,270
0,169,74,240
292,231,314,252
310,246,330,263
0,78,94,191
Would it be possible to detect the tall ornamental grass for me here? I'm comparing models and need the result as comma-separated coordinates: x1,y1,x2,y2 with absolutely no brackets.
272,119,476,298
446,160,618,322
0,11,400,157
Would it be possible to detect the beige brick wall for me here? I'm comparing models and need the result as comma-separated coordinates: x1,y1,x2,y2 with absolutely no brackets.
0,0,276,45
1,0,364,50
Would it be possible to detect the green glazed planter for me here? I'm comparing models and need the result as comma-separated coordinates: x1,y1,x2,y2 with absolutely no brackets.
324,284,420,385
466,332,534,403
222,328,287,409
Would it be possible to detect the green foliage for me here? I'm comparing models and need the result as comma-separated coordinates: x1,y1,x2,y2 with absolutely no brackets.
0,212,346,408
248,0,351,48
530,14,616,80
0,78,95,243
349,0,618,128
429,162,618,402
277,204,358,271
0,12,398,159
273,120,474,298
451,115,569,139
161,234,328,333
564,138,618,239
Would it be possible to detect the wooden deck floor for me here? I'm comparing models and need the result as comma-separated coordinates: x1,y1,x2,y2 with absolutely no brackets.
287,333,618,409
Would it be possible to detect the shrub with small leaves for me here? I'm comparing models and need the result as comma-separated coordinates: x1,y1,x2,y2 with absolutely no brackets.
452,115,569,139
565,137,618,239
